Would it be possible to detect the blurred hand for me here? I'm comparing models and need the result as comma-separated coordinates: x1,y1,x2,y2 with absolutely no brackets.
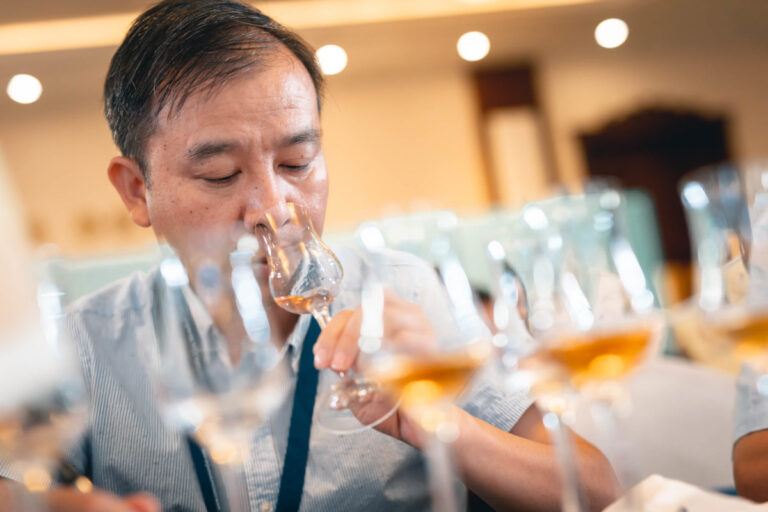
313,290,437,448
0,480,161,512
47,488,161,512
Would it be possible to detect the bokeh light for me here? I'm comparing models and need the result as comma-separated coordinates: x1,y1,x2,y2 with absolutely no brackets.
316,44,348,75
6,74,43,104
457,31,490,62
594,18,629,49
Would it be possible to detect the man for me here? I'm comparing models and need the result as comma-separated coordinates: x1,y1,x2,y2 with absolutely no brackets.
2,1,617,510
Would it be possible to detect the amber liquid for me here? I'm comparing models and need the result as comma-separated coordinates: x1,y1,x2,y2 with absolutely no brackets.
274,290,334,315
708,311,768,362
368,347,489,408
541,325,653,387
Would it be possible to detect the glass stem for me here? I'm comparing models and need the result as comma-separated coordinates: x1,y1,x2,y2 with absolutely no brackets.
218,455,249,512
543,410,589,512
312,306,331,330
425,433,459,512
590,396,641,511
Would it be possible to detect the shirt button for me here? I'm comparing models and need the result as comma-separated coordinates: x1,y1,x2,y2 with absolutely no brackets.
259,503,273,512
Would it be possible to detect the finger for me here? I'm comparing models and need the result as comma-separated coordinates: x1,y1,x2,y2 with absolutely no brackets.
380,298,436,351
313,309,354,369
331,307,363,371
125,493,162,512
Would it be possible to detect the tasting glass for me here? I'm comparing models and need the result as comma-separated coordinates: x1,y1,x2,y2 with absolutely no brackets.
256,203,397,433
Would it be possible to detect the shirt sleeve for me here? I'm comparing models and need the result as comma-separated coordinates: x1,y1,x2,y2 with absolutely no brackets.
734,363,768,443
459,366,535,432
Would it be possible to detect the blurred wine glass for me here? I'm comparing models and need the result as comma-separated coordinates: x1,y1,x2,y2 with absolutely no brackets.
0,259,88,510
358,226,492,512
256,203,395,433
487,190,662,511
151,229,287,512
679,160,768,372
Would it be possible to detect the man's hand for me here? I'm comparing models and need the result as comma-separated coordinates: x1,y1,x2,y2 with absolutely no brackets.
313,290,436,447
47,488,161,512
0,480,160,512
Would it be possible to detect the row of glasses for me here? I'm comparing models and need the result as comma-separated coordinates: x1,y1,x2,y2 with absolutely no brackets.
0,184,678,512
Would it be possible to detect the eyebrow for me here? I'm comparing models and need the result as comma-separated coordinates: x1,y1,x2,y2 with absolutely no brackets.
186,140,240,161
278,128,321,148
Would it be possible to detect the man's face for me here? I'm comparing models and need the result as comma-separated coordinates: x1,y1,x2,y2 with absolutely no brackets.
139,46,328,280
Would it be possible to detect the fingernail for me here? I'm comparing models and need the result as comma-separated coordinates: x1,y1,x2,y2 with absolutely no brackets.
330,353,347,371
314,349,326,368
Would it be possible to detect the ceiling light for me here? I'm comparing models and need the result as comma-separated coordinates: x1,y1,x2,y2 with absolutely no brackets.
316,44,348,75
457,31,490,62
6,74,42,104
594,18,629,49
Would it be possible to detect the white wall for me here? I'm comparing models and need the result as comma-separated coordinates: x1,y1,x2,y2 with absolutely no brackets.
322,67,490,231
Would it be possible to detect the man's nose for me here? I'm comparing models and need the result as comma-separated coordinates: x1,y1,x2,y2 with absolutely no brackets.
242,176,291,236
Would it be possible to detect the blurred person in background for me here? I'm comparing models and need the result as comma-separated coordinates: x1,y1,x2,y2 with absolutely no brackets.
1,1,617,511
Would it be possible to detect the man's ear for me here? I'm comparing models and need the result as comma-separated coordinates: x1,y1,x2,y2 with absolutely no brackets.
108,156,151,228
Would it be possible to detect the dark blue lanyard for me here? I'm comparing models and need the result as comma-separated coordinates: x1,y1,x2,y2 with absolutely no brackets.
275,317,321,512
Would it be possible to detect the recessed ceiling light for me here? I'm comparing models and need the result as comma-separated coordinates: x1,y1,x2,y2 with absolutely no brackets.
594,18,629,49
6,74,42,104
457,31,490,62
316,44,348,75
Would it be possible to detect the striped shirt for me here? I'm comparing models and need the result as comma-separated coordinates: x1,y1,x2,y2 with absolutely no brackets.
61,248,533,511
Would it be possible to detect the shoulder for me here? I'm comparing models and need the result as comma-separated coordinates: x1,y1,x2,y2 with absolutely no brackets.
68,268,159,319
66,268,160,347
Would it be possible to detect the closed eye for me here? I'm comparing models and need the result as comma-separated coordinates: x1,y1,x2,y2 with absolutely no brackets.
203,171,241,184
282,164,310,172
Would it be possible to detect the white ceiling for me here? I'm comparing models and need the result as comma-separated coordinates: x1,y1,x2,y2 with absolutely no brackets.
2,0,155,24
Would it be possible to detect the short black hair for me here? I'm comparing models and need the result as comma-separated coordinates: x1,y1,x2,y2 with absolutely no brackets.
104,0,324,181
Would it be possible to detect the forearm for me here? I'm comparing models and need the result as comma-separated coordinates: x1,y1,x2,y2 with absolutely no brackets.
734,433,768,502
451,410,618,512
0,478,19,512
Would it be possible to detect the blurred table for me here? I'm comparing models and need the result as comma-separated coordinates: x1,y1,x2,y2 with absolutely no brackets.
572,356,735,491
